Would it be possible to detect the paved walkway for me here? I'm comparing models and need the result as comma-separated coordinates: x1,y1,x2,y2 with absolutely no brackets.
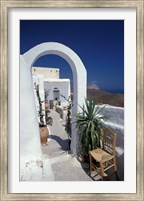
41,109,92,181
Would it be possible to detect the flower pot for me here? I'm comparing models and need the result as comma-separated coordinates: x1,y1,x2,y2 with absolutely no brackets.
39,126,49,144
45,102,49,111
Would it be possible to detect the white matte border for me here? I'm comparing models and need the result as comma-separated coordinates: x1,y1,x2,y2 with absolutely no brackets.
8,8,136,193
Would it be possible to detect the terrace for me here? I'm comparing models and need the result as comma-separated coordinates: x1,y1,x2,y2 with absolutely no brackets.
20,102,124,181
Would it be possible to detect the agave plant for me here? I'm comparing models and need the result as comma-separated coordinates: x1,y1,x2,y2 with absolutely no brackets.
76,99,107,158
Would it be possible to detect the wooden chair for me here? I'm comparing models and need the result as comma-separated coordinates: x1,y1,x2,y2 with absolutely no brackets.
89,128,117,180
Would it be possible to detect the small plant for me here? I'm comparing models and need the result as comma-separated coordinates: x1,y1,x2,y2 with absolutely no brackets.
44,89,50,102
75,99,107,159
60,94,73,138
34,82,45,127
60,94,73,150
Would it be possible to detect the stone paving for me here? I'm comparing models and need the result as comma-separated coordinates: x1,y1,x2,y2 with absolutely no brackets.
41,109,92,181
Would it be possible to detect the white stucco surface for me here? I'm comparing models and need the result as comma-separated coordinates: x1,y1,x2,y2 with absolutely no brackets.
32,67,60,79
23,42,87,156
20,56,42,180
20,42,87,180
99,105,124,179
44,79,71,107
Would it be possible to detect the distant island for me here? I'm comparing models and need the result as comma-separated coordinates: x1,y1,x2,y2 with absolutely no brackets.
87,84,124,107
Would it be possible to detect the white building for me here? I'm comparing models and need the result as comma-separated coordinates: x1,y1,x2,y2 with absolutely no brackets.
32,67,71,109
32,66,59,79
44,78,71,108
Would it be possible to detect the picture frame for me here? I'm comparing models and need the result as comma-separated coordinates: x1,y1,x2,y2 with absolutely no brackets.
0,0,143,200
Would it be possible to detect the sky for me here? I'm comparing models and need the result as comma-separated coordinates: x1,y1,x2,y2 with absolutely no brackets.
20,20,124,93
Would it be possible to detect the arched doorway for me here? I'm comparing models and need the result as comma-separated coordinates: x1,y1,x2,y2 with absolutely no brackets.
20,42,87,179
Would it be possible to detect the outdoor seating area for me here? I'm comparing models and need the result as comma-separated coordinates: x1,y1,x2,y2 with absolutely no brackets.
40,108,123,181
89,128,117,181
41,107,122,181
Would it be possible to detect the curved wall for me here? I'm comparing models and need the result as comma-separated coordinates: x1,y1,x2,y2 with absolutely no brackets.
20,42,87,180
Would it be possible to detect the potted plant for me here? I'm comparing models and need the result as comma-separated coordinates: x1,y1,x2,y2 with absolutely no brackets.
75,99,107,161
60,94,73,150
44,89,50,111
34,82,49,144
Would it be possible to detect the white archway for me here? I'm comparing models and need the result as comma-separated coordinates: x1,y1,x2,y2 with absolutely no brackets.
20,42,87,180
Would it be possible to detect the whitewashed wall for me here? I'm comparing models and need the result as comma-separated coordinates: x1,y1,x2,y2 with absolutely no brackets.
98,105,124,180
20,56,42,181
21,42,87,175
32,67,59,79
44,79,71,108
